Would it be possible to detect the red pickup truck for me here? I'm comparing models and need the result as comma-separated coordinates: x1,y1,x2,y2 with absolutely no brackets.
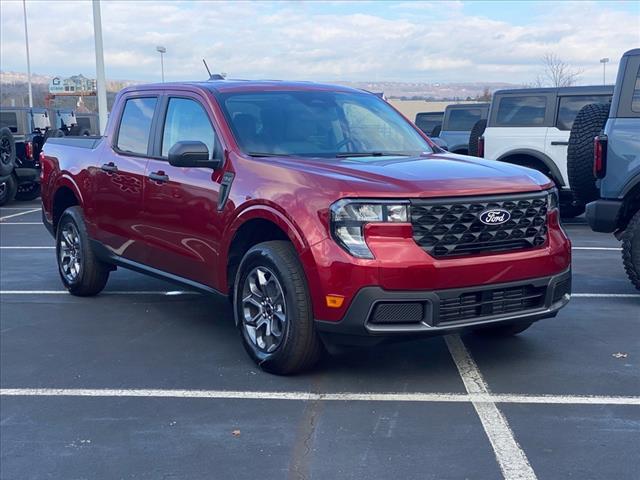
41,80,571,374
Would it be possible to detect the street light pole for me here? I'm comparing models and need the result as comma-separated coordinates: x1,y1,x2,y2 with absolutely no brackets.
156,46,166,82
22,0,33,108
92,0,108,135
600,57,609,86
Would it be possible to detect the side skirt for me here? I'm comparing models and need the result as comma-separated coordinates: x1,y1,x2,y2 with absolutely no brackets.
89,239,228,298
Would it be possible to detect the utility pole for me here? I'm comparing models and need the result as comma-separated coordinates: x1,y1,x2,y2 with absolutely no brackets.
600,58,609,85
22,0,33,107
92,0,108,135
156,46,166,82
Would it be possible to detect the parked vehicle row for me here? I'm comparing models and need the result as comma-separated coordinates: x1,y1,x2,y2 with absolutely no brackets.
41,79,571,374
0,107,100,205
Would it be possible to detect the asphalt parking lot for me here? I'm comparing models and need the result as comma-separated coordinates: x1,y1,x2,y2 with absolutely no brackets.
1,200,639,480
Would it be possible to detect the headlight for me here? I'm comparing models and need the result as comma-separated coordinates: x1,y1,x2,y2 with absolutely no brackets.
547,188,559,211
331,200,409,259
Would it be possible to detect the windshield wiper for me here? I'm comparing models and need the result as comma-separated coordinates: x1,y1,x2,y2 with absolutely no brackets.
335,152,413,158
247,152,292,157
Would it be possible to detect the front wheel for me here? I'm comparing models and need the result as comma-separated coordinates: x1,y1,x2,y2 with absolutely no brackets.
0,174,17,206
56,206,110,296
234,241,323,375
622,210,640,291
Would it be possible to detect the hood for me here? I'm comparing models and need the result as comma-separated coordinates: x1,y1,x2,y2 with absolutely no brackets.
266,153,553,198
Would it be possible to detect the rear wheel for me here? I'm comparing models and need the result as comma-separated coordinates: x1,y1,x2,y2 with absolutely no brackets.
56,206,110,296
475,321,534,337
234,241,323,375
468,119,487,157
0,127,16,177
622,210,640,291
0,174,18,206
567,103,610,206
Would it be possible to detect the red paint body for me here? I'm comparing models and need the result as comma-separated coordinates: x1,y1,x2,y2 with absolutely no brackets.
41,81,571,323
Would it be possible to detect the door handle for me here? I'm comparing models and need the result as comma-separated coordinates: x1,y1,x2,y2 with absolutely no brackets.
101,162,118,173
148,171,169,183
550,141,569,146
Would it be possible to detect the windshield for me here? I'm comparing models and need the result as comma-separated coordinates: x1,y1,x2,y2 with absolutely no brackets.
220,90,432,158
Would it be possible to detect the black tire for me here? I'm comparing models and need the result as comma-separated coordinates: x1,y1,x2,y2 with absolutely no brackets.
622,210,640,291
567,103,610,205
0,127,16,177
559,201,585,219
234,240,323,375
0,174,18,206
468,119,487,157
15,182,41,201
430,124,441,137
79,129,91,136
475,321,534,337
56,206,110,296
44,129,65,141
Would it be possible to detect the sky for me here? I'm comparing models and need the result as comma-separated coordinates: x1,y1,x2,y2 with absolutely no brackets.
1,0,639,85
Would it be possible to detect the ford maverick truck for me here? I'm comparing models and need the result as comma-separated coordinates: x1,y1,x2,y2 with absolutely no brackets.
41,80,571,374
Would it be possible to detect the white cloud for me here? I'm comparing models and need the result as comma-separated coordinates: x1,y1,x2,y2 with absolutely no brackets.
0,0,638,84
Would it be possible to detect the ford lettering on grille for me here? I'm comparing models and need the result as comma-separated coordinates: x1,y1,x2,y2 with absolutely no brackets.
479,208,511,225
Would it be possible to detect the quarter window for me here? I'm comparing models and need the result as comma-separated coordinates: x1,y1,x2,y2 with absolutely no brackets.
632,68,640,113
0,112,18,130
556,95,612,130
116,97,157,155
161,98,216,158
496,96,547,126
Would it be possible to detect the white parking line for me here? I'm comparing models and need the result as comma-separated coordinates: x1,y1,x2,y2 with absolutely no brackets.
572,247,622,251
0,246,54,249
0,290,197,295
572,293,640,298
0,208,41,221
0,222,43,225
0,388,638,405
446,335,537,480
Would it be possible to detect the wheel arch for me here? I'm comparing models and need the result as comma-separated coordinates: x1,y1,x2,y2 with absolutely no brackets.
497,149,565,186
222,206,310,294
51,177,83,232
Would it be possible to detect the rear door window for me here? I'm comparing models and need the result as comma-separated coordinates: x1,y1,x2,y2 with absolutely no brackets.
446,108,483,131
556,95,612,130
116,97,158,155
496,96,547,126
161,97,217,158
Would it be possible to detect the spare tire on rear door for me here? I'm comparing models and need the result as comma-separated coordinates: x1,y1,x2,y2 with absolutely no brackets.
468,119,487,157
567,103,610,205
0,127,16,177
430,124,441,137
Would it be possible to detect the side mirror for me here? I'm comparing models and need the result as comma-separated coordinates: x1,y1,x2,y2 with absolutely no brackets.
168,141,221,169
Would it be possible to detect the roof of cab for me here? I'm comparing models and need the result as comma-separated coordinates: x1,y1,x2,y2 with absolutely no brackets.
493,85,614,96
120,79,366,96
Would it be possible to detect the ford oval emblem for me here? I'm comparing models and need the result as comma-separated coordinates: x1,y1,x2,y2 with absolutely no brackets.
479,208,511,225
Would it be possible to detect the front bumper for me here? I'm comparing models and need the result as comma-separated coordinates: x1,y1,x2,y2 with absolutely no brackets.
585,199,624,233
315,269,571,345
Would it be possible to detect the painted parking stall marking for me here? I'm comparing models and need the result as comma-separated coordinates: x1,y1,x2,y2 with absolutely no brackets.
446,335,537,480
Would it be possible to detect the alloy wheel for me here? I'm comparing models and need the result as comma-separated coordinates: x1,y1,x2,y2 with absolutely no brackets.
241,266,287,353
58,222,82,283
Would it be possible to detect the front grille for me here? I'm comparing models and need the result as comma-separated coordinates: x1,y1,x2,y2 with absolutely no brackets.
371,302,424,324
411,192,548,258
438,284,547,324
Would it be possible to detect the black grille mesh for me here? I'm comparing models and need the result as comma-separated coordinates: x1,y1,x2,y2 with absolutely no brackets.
371,303,424,324
411,193,548,258
439,284,546,324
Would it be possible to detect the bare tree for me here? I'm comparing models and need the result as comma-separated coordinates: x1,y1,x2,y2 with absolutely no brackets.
535,52,584,88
